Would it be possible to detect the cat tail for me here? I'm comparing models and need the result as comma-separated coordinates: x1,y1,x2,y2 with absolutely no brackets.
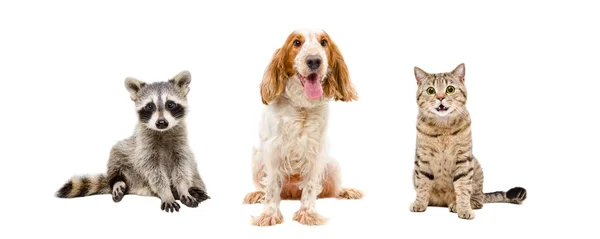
55,174,111,198
484,187,527,204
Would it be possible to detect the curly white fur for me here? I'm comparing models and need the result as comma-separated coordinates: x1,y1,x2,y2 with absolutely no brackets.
244,29,363,227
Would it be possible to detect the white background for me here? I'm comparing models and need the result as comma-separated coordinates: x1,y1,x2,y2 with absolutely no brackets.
1,0,598,238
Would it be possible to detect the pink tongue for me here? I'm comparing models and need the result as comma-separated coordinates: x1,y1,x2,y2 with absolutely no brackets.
304,79,323,100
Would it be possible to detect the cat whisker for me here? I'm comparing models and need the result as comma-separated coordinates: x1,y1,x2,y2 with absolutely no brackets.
452,105,470,118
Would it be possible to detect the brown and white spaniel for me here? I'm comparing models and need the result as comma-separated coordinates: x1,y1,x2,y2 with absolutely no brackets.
242,28,364,226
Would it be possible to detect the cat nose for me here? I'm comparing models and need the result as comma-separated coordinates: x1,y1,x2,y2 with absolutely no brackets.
436,93,446,101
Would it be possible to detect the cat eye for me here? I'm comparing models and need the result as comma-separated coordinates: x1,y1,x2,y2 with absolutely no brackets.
426,87,436,95
293,40,301,46
446,85,456,94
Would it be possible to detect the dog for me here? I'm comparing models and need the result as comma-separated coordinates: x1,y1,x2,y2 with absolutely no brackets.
242,28,364,226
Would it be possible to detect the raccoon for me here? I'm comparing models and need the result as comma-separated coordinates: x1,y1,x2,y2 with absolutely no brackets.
55,70,209,213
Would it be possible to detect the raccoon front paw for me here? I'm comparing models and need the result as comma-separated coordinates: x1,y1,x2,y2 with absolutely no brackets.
448,202,457,213
409,201,427,212
458,208,475,220
180,194,199,208
189,187,210,203
112,182,126,203
161,201,180,213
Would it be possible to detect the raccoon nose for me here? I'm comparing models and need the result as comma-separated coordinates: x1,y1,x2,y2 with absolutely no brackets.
156,119,169,129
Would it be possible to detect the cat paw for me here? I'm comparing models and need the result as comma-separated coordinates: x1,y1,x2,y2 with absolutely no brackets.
180,194,199,208
251,210,284,227
161,200,180,213
189,187,210,203
293,208,328,226
471,199,484,209
112,182,126,203
448,202,457,213
409,201,427,212
458,208,475,220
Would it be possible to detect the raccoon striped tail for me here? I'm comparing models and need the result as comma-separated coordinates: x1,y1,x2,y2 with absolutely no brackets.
55,174,111,198
484,187,527,204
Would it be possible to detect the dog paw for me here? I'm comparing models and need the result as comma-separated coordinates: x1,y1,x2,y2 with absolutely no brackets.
243,191,264,204
337,188,364,200
458,208,475,220
251,210,283,227
180,194,199,208
448,201,457,213
161,200,180,213
188,187,210,203
112,182,126,203
409,201,427,212
293,208,328,226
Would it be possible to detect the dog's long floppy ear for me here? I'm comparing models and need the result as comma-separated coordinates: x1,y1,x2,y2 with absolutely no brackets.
169,70,192,96
323,35,358,102
260,48,286,105
125,77,146,101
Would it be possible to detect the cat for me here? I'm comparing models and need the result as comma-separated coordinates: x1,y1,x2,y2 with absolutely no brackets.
409,63,527,219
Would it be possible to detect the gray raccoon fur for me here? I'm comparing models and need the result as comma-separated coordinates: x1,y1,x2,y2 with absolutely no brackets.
56,70,209,213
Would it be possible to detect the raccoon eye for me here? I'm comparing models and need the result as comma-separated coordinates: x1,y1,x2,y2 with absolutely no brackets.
144,103,154,111
320,39,328,46
166,101,177,110
446,85,455,94
293,40,301,47
426,87,436,95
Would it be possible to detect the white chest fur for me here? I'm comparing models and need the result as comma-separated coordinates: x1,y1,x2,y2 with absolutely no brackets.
259,98,329,176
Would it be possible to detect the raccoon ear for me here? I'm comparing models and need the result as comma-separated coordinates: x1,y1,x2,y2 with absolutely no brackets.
169,70,191,95
125,77,146,101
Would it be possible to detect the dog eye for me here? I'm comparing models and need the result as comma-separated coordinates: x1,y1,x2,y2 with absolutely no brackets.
426,87,436,95
446,86,455,94
166,101,177,109
293,40,301,46
320,39,328,46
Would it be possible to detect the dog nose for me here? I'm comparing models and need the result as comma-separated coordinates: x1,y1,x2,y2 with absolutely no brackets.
156,119,169,129
306,55,322,71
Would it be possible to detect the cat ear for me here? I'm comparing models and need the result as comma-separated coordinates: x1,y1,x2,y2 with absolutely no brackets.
451,63,465,82
414,66,428,85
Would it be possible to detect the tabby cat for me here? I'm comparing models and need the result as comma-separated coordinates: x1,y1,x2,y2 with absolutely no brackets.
410,63,527,219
